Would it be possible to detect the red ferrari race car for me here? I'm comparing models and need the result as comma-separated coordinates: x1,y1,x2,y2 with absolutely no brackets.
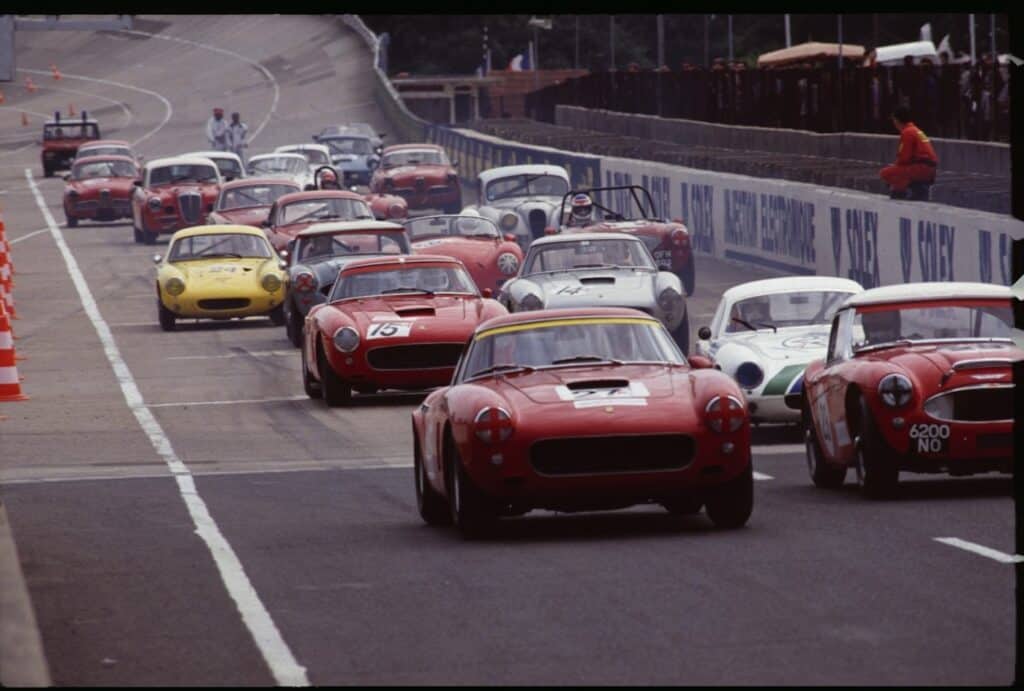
302,254,507,406
557,186,696,296
410,307,754,538
369,144,461,214
790,282,1018,498
403,214,523,296
131,155,222,245
206,178,300,228
263,189,376,253
62,155,139,227
41,111,101,177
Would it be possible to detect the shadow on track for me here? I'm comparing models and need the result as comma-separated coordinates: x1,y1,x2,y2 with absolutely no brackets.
750,424,802,445
777,474,1011,503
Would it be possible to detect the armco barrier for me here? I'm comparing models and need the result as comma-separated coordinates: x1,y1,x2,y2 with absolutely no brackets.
426,123,1024,287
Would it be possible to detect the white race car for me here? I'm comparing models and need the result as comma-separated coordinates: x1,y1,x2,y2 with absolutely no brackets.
247,152,316,191
694,276,864,423
275,144,333,169
462,164,570,252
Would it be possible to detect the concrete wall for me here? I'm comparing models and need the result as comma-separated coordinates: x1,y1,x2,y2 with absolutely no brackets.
555,105,1010,178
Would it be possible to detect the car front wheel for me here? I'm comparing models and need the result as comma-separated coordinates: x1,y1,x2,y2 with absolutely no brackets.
854,398,899,499
679,260,695,296
671,308,690,356
66,215,79,228
318,343,351,407
268,304,286,326
447,441,496,539
285,302,303,348
415,437,451,525
704,463,753,529
806,426,846,489
157,300,176,332
301,340,321,399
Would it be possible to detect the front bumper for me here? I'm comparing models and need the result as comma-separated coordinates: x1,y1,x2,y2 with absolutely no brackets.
161,288,285,319
67,198,132,221
872,412,1013,474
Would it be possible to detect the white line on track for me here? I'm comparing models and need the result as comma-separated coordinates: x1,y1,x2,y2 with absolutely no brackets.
166,350,295,361
25,169,309,687
9,228,50,244
752,444,804,455
116,29,279,142
752,471,773,481
17,68,172,148
148,395,308,408
933,537,1024,564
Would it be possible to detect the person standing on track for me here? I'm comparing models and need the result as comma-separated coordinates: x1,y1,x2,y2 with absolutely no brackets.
879,105,938,199
227,112,248,165
205,107,229,151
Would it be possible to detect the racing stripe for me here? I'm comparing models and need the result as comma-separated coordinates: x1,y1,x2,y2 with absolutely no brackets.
762,364,805,396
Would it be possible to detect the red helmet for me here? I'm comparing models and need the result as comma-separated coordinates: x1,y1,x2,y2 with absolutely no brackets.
212,107,224,116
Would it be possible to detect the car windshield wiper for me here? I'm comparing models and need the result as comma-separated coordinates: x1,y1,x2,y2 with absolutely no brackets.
381,287,434,296
195,251,243,258
549,355,624,366
572,263,617,270
470,363,536,379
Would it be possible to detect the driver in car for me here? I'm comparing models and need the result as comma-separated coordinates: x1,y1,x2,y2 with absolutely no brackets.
302,234,337,259
861,310,902,345
566,193,596,228
419,268,451,293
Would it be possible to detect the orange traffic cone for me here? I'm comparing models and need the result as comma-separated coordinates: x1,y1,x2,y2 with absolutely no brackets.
0,215,12,276
0,90,5,104
0,300,27,402
51,64,61,81
68,103,75,116
0,230,15,321
21,111,28,127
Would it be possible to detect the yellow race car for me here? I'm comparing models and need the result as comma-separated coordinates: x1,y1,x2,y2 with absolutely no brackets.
154,224,288,331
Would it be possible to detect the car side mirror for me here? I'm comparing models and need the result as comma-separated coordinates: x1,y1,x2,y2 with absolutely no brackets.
260,219,271,228
784,391,803,410
544,226,558,235
133,179,143,187
688,355,713,369
224,176,234,182
503,233,517,243
152,254,162,264
698,326,712,340
481,288,493,298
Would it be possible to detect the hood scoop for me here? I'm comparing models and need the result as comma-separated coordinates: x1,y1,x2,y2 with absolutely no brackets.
566,378,630,390
578,276,615,285
393,306,435,317
940,357,1015,386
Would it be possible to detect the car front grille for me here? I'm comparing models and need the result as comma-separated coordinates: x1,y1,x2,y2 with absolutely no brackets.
197,298,250,310
179,192,202,224
926,384,1013,422
366,343,464,370
530,434,694,476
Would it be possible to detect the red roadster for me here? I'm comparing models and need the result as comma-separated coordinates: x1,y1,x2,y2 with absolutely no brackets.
403,214,523,295
207,177,301,228
369,144,461,213
62,155,139,227
264,190,376,253
131,155,221,245
410,307,754,538
302,254,507,406
792,282,1018,498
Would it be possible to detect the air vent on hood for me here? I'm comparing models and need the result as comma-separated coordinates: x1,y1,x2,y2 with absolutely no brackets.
393,306,435,317
578,276,615,285
566,379,630,390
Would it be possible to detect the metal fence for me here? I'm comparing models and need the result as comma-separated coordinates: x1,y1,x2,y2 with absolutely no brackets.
525,64,1010,143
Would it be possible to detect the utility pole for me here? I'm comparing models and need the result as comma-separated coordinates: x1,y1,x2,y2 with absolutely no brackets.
657,14,665,68
784,14,791,48
703,14,710,68
574,16,580,69
990,13,996,59
727,15,733,62
969,14,976,65
609,15,616,70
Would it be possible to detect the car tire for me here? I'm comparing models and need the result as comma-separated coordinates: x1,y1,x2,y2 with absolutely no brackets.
301,339,321,399
285,302,303,348
704,462,753,529
446,440,495,539
43,166,53,178
66,215,79,228
268,304,286,326
855,397,899,499
680,260,695,297
805,426,846,489
661,496,703,515
133,222,144,244
671,308,690,356
318,343,351,407
415,437,451,525
157,300,176,332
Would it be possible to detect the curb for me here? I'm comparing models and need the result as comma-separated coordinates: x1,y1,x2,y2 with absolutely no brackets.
0,500,51,687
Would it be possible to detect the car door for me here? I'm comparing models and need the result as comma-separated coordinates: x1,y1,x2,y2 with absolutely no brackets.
806,307,854,463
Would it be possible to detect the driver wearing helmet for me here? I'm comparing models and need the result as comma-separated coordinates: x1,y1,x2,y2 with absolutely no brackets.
567,193,595,228
418,267,451,293
318,167,341,190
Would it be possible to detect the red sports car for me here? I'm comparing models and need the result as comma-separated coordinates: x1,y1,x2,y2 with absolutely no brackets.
62,155,139,227
264,190,376,253
302,254,507,406
558,185,696,296
411,307,754,538
403,214,523,296
206,178,300,228
131,155,221,245
792,282,1018,498
369,144,461,213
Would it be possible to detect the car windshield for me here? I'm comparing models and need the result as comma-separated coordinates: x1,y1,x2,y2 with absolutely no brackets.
295,231,408,263
44,123,99,140
282,148,331,165
323,138,372,156
279,198,374,225
486,174,569,201
525,238,655,274
249,157,307,176
71,160,137,179
218,184,297,210
404,215,499,240
210,158,243,180
381,149,446,167
78,146,130,158
168,233,272,261
148,164,219,185
725,290,853,333
462,318,683,380
852,301,1012,352
332,264,476,301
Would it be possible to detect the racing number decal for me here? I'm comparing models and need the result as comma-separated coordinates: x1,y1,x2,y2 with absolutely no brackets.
910,423,950,453
366,322,413,339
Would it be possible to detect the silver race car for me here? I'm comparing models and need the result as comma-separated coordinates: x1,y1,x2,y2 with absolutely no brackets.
498,232,690,353
694,276,864,423
462,164,570,252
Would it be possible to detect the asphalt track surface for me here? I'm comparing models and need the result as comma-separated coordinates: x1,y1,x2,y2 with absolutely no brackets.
0,15,1016,685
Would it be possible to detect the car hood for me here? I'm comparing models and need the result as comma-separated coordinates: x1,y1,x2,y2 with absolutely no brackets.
493,364,681,406
300,255,389,289
581,220,672,238
173,257,274,285
719,328,832,365
530,270,654,308
339,295,481,331
486,197,561,213
869,341,1022,391
411,237,503,267
380,164,451,182
214,206,271,226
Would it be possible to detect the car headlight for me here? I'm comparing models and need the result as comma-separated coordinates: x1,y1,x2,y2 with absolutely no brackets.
923,393,954,420
878,373,913,408
474,406,513,444
520,293,543,311
705,395,744,433
735,362,764,389
671,228,689,247
499,212,518,231
388,203,406,219
497,252,520,276
332,326,360,353
293,271,317,293
147,196,162,211
657,287,682,314
261,274,282,293
164,277,185,296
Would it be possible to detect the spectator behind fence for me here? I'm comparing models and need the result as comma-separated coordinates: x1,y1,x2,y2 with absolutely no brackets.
880,104,938,199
